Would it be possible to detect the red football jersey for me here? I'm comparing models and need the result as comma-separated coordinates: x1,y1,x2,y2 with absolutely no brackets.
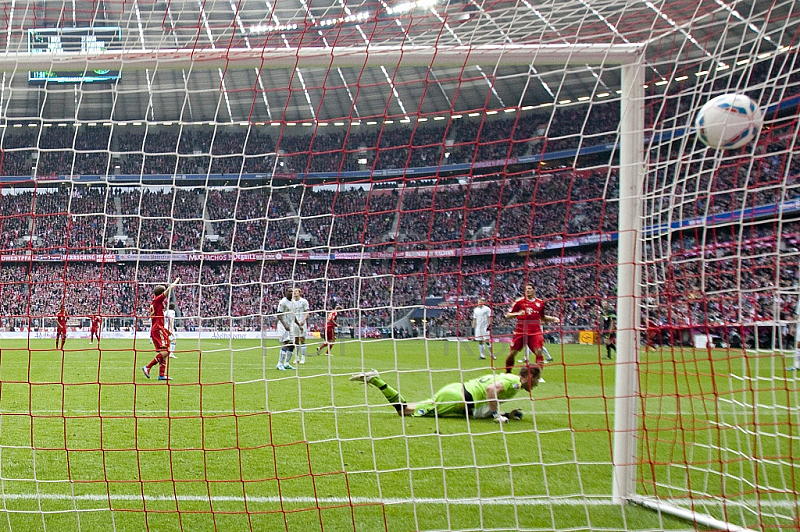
57,311,67,330
150,293,167,329
326,311,338,327
510,297,546,334
91,315,101,331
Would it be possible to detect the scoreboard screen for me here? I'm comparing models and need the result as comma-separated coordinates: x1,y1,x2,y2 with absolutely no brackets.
27,27,122,84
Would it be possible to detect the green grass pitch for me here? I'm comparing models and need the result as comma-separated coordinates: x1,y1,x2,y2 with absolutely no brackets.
0,337,794,531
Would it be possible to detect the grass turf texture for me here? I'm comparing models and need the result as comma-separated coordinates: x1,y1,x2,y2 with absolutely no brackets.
0,337,794,531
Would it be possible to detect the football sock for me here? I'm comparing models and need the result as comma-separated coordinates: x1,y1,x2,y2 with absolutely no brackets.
368,375,386,388
478,343,486,357
375,381,406,413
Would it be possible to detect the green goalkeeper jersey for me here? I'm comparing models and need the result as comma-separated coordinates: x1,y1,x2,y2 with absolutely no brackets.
464,373,522,403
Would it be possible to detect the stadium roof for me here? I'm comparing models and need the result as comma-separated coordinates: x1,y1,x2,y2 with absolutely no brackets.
0,0,794,124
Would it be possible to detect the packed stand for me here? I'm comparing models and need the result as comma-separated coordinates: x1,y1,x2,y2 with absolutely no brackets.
0,103,628,180
0,213,795,344
0,125,796,258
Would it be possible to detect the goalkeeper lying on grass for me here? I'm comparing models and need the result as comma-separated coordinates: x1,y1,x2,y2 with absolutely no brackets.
350,365,540,422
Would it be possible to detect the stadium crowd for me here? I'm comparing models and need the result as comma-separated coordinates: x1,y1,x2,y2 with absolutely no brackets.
0,165,627,255
2,137,790,257
0,145,795,345
0,103,625,179
0,250,616,333
0,212,795,351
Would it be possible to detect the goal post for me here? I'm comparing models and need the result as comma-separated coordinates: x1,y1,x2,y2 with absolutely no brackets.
613,60,645,505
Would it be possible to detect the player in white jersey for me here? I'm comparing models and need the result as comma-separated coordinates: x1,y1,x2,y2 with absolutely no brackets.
276,288,296,371
291,288,310,365
472,298,493,360
165,303,178,358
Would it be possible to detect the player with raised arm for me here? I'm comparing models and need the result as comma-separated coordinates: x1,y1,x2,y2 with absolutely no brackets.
56,306,68,350
142,278,180,381
89,313,101,345
276,288,296,371
472,298,493,360
350,365,540,421
317,305,343,356
504,283,560,374
165,303,177,359
291,288,310,365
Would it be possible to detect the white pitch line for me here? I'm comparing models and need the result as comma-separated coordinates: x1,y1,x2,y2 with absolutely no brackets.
0,492,795,511
2,406,789,417
0,493,607,506
0,408,684,416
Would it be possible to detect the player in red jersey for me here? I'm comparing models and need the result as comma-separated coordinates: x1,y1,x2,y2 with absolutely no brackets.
504,284,559,373
55,306,68,350
317,305,343,356
90,314,102,345
142,278,180,381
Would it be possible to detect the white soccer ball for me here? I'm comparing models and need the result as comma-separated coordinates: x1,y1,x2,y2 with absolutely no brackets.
694,94,763,150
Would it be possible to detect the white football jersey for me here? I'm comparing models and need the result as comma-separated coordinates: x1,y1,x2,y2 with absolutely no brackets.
277,297,294,329
291,297,310,336
165,309,176,333
473,305,492,331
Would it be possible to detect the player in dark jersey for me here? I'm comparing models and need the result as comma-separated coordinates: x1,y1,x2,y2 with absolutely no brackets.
142,278,180,381
601,301,617,360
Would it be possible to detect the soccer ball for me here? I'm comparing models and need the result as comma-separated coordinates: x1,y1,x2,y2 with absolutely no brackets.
694,94,763,150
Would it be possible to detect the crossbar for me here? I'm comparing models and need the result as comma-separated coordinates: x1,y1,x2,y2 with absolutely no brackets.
0,43,644,71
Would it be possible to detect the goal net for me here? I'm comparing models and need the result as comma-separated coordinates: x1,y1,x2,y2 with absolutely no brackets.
632,31,800,532
0,1,796,531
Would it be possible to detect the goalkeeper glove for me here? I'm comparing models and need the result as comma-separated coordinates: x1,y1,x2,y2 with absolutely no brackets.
491,411,508,423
